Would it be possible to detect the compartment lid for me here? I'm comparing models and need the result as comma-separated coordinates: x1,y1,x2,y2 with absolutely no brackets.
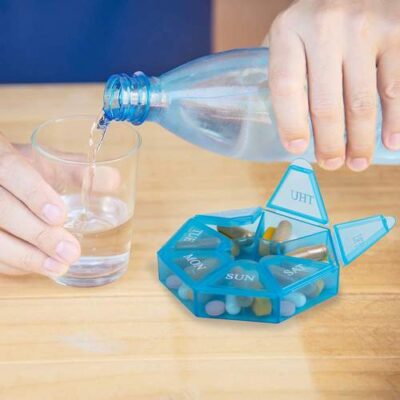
266,159,329,225
195,207,263,227
259,255,332,293
333,215,396,266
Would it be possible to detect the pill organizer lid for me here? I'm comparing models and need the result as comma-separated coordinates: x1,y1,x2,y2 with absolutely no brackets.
266,159,329,225
195,207,263,226
333,215,396,266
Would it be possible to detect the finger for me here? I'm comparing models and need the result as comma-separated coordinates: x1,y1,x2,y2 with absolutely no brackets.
0,261,30,276
0,187,81,265
269,16,310,154
378,47,400,151
306,43,345,170
0,134,67,225
262,33,270,47
343,49,377,171
0,230,68,276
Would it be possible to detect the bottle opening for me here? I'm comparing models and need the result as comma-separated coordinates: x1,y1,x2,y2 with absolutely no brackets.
103,72,150,125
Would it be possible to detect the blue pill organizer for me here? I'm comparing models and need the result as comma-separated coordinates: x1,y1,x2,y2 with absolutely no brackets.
157,160,396,323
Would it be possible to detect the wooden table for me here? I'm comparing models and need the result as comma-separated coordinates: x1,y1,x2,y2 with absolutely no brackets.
0,84,399,400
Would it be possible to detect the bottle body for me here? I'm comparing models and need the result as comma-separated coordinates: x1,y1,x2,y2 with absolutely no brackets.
103,48,399,164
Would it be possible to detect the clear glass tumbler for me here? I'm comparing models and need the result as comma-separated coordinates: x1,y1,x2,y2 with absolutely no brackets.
31,115,141,287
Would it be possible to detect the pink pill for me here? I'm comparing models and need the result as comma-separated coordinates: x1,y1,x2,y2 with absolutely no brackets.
205,300,226,317
165,274,182,289
280,300,296,317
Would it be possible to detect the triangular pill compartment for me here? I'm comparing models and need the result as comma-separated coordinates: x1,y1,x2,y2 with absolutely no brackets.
170,250,232,283
163,218,232,252
333,215,396,265
267,159,329,225
206,260,276,295
259,255,332,291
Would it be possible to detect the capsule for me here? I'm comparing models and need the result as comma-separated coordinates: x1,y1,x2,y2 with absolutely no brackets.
217,226,254,246
302,279,325,298
225,295,241,315
286,244,328,261
273,220,293,242
259,221,292,256
251,297,272,316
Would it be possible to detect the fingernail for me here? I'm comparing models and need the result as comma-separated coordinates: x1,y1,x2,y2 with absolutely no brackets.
348,157,369,172
322,157,344,170
43,258,68,276
42,204,64,224
56,241,80,263
286,139,308,153
388,133,400,150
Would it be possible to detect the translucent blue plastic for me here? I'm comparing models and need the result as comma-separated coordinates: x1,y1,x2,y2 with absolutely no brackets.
157,159,396,323
103,48,399,164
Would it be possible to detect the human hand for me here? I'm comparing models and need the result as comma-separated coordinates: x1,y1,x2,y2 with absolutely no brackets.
266,0,400,171
0,133,81,277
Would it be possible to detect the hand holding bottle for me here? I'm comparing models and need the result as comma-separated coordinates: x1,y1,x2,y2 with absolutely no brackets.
266,0,400,171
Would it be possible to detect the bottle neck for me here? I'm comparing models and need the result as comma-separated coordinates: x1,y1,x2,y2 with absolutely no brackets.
103,72,160,125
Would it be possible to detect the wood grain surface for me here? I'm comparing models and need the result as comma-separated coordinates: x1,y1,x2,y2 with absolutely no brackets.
0,84,399,399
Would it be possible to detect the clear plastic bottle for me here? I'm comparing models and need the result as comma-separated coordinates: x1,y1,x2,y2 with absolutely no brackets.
103,47,399,164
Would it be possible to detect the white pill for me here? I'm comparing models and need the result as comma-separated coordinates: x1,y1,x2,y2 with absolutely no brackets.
280,300,296,317
205,300,225,317
225,295,241,315
165,274,182,289
284,292,306,308
178,284,193,300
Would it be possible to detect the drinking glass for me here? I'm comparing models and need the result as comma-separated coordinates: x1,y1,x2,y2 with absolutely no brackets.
31,115,141,287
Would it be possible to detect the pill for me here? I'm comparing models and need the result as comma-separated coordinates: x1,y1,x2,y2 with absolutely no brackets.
263,227,276,240
286,244,328,261
175,237,221,250
217,226,254,246
302,279,324,298
280,300,296,317
165,274,182,289
205,300,225,317
251,297,272,316
225,295,241,315
236,296,254,308
272,220,293,242
178,284,193,300
231,241,240,257
258,238,272,257
284,292,306,308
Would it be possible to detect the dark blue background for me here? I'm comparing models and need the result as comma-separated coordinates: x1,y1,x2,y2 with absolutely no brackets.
0,0,211,83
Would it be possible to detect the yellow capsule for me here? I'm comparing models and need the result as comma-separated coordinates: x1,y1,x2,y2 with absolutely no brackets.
259,226,275,256
263,227,276,240
252,298,272,316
